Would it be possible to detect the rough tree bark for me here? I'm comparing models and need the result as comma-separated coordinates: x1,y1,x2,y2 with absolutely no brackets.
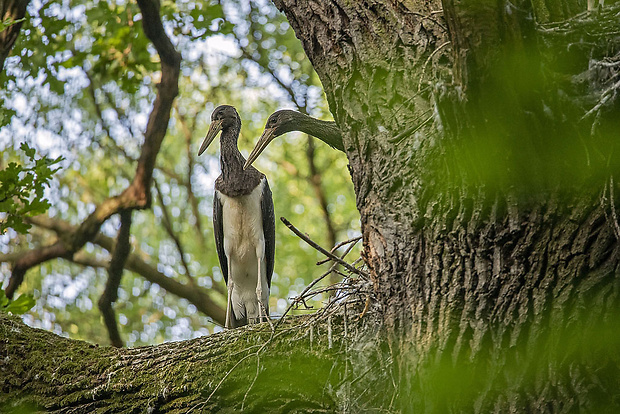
272,0,620,411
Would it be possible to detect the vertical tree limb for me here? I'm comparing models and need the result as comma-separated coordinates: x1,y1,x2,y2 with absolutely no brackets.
98,210,133,348
175,103,208,250
130,0,181,206
306,135,338,248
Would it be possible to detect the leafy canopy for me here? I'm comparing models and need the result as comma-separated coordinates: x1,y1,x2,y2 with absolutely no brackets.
0,143,63,234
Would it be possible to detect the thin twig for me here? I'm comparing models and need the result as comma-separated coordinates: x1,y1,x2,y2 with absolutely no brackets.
581,78,620,120
154,179,198,288
174,101,209,250
358,295,371,320
404,10,447,31
241,352,261,410
317,236,362,265
330,235,363,253
190,325,289,412
191,352,256,412
417,40,450,92
303,284,354,298
388,112,434,144
273,223,368,330
275,266,333,329
280,217,369,279
609,176,620,240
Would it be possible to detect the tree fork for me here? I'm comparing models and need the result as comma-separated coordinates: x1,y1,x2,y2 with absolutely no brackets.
5,0,181,298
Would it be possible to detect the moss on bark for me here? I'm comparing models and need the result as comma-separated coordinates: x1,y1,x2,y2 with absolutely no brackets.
0,313,353,413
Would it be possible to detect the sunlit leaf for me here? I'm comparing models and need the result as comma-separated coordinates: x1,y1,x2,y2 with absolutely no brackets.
3,294,36,315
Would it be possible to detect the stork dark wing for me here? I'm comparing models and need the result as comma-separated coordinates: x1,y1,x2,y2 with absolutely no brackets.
213,190,228,284
261,179,275,288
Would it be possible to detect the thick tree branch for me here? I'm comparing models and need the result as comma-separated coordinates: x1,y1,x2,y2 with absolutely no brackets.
98,210,133,348
72,251,226,326
16,214,226,325
5,241,69,297
0,313,347,412
131,0,181,203
6,0,181,296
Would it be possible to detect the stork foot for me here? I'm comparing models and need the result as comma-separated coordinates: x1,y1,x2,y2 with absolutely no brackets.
258,301,269,323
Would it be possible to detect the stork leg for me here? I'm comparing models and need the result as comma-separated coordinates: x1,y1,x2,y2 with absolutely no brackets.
256,247,269,324
225,280,235,328
225,257,236,328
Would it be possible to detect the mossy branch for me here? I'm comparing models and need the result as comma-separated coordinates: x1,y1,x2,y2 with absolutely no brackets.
0,313,349,413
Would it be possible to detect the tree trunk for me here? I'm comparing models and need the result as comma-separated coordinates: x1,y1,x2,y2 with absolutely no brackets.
274,0,620,411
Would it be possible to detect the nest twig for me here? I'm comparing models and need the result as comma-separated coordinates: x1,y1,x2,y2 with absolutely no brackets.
538,3,620,130
191,218,379,412
276,217,376,330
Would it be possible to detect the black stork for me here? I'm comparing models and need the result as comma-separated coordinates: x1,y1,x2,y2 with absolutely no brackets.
243,109,344,170
198,105,275,328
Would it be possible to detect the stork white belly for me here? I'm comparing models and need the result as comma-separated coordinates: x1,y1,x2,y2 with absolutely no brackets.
218,180,266,297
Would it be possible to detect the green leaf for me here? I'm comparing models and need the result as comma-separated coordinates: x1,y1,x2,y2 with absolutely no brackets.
20,142,36,158
0,289,9,308
3,293,36,315
0,144,63,234
0,17,25,32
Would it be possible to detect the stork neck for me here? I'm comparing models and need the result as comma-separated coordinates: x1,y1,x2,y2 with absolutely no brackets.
297,114,344,151
219,125,246,180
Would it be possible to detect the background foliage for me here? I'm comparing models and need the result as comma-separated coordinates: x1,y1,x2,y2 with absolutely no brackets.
0,142,62,234
0,0,360,346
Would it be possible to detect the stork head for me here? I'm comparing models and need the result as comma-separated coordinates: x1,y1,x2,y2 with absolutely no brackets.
198,105,241,156
244,110,297,169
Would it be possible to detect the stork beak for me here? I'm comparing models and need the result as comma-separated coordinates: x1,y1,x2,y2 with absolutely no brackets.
198,119,223,156
244,127,276,170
